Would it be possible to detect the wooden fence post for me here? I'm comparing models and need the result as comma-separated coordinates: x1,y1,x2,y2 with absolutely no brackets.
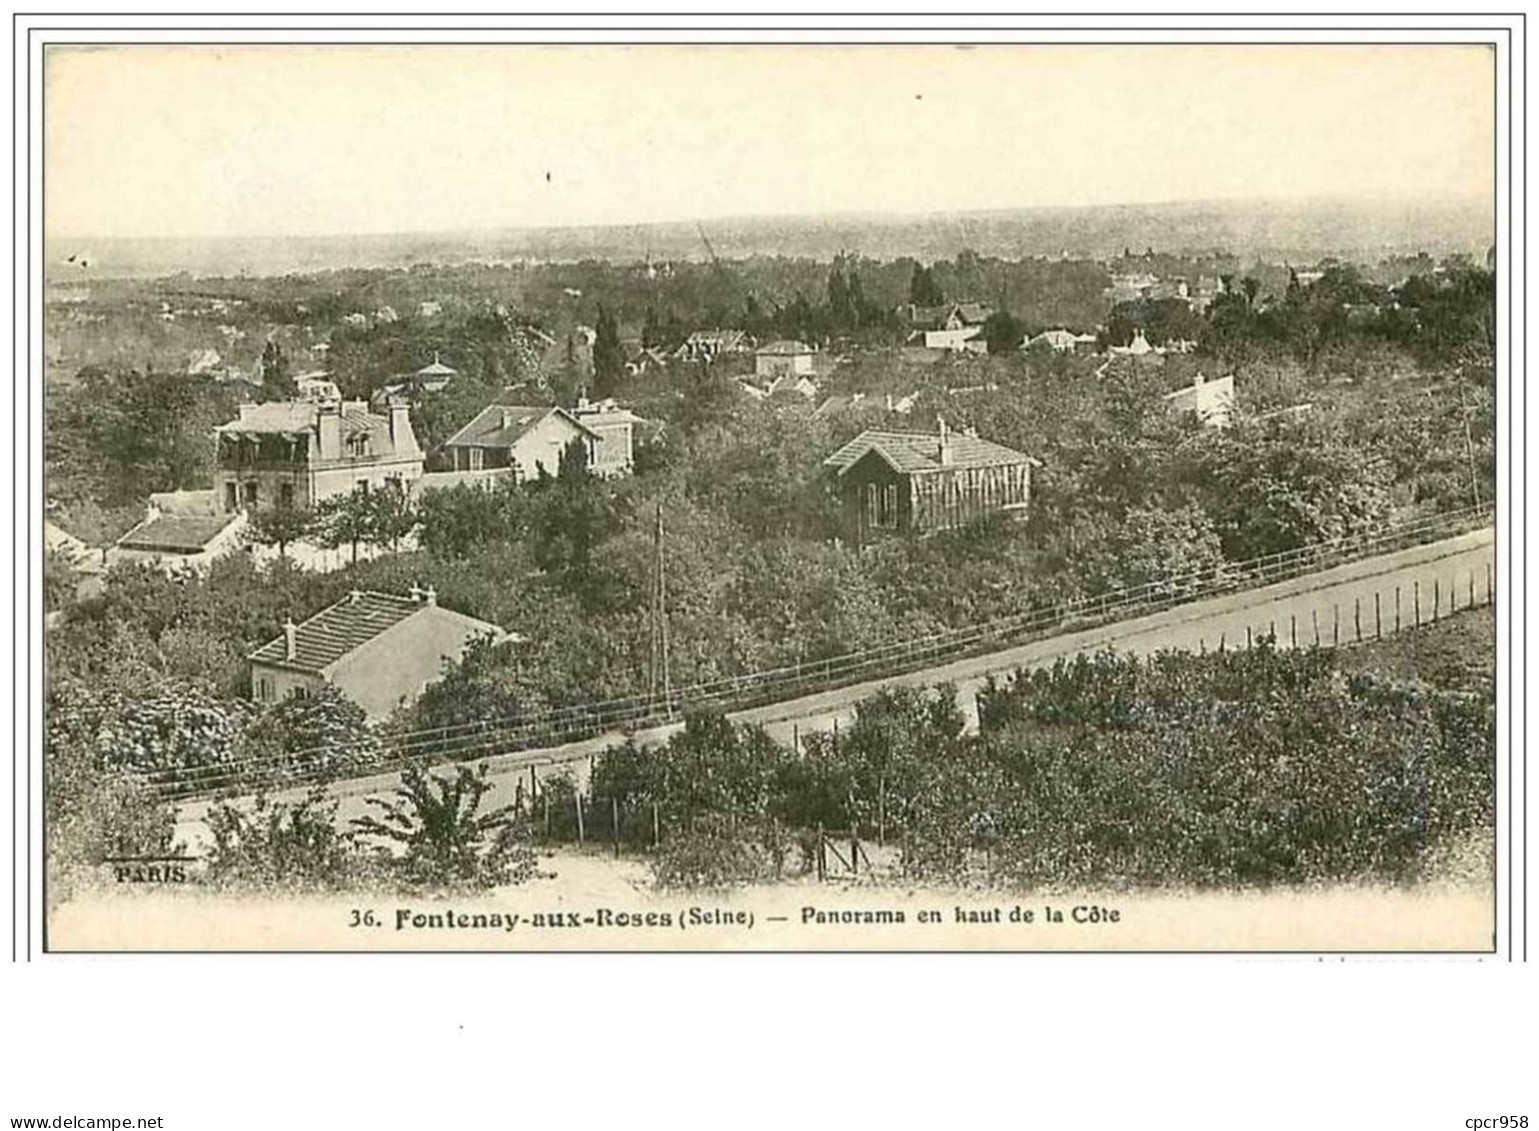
1395,586,1402,633
1290,614,1297,649
1219,631,1226,652
1469,570,1475,610
878,775,887,848
1354,597,1361,642
652,802,661,849
1333,604,1340,646
544,790,550,839
1375,592,1382,639
613,797,621,858
576,791,585,844
851,829,860,877
816,823,826,881
1246,625,1252,650
1414,581,1420,627
1433,579,1440,622
1486,562,1494,606
1312,608,1320,646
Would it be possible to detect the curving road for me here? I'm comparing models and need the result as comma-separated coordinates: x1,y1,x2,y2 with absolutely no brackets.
173,526,1495,848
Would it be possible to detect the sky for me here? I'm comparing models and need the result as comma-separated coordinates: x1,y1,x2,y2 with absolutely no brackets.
45,43,1495,240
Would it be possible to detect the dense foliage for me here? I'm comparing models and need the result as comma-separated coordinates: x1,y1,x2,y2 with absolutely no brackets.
579,637,1493,891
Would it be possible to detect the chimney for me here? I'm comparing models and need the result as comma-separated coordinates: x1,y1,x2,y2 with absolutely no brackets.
317,400,342,460
348,589,362,605
425,586,437,607
1194,371,1206,386
387,396,412,450
885,393,894,412
283,618,297,661
937,416,954,466
409,584,423,602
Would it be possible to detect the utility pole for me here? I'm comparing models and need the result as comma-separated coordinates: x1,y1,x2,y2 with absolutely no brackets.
1456,377,1481,509
649,501,673,718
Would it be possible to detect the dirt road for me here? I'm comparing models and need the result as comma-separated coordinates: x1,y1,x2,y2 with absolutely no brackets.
173,525,1494,849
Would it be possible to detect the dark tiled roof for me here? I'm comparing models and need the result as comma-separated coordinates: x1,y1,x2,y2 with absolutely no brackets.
824,430,1038,476
116,512,240,554
248,591,466,674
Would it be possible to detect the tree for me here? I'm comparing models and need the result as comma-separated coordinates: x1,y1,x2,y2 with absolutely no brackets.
204,784,375,891
909,262,945,307
982,310,1026,355
239,683,382,778
312,490,376,565
416,479,528,560
248,499,314,561
368,478,419,553
351,762,537,890
591,304,625,398
261,338,296,402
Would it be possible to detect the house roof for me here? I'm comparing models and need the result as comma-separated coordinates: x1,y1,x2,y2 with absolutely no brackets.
218,400,410,457
756,339,814,356
443,402,597,450
951,303,992,325
417,358,457,377
823,429,1039,476
115,512,241,555
248,590,505,674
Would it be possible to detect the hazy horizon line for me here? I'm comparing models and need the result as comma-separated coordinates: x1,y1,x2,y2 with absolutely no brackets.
48,189,1494,248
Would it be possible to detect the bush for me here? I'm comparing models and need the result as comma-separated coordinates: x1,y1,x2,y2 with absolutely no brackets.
653,815,779,890
204,784,380,891
352,762,539,891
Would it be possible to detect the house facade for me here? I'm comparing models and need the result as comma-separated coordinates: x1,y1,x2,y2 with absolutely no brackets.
822,421,1040,544
754,340,815,379
248,588,511,720
1164,373,1236,428
570,395,645,477
914,302,992,353
214,398,424,513
441,400,598,479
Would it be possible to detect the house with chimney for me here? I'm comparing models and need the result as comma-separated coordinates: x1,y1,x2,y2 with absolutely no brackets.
440,398,599,479
570,395,646,477
110,490,249,574
248,587,512,720
214,398,424,513
822,419,1040,544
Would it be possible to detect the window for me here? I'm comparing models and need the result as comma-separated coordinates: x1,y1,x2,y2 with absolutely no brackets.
224,483,238,512
279,482,294,507
469,447,484,471
242,482,258,508
256,676,271,703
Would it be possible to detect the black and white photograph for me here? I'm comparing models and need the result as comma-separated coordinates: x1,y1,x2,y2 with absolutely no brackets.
27,36,1509,956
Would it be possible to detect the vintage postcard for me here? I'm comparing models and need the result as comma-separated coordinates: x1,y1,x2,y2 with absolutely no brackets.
35,38,1504,953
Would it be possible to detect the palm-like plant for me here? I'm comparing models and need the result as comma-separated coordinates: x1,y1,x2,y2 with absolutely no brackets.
352,762,536,889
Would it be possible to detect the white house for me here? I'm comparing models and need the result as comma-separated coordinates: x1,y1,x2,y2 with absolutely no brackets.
570,395,646,477
441,400,599,480
754,340,816,378
1164,372,1236,428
